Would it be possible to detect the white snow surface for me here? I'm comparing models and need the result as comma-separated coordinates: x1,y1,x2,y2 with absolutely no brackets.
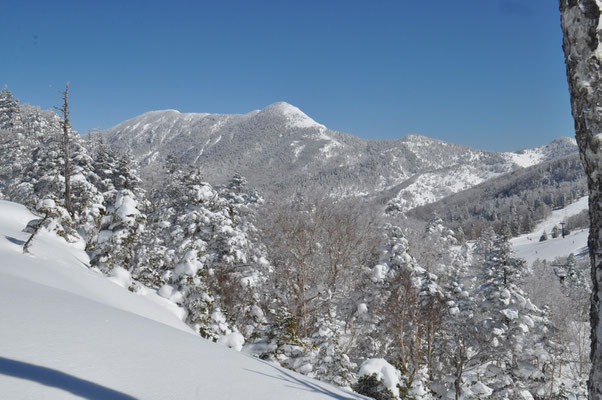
507,150,545,168
108,266,132,289
0,200,366,399
503,137,577,168
511,196,589,264
217,332,245,352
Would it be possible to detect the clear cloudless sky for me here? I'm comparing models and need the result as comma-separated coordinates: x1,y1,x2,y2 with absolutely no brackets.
0,0,574,151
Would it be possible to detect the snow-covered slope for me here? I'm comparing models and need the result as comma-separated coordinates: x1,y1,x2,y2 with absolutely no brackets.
0,200,365,399
511,196,589,264
503,137,577,168
102,103,578,210
387,137,580,211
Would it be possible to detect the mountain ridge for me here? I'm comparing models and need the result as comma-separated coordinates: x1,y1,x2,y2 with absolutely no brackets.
102,102,578,210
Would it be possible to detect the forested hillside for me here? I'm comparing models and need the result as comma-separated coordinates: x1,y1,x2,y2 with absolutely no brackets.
408,154,587,240
0,200,368,400
0,86,590,399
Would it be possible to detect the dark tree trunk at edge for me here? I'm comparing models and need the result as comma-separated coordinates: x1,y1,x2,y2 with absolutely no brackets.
559,1,602,397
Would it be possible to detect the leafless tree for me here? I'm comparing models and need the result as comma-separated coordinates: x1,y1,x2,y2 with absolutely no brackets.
259,195,381,337
53,82,73,217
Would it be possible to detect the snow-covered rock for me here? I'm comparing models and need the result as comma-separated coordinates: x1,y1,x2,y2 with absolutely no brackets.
217,332,245,352
108,267,132,289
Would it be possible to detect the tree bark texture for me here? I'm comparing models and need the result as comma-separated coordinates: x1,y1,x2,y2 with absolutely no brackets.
559,1,602,397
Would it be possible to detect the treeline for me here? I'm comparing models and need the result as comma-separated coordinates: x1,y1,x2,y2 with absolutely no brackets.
407,154,587,240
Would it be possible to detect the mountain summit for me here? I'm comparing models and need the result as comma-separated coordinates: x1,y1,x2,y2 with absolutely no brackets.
102,103,578,210
256,102,326,131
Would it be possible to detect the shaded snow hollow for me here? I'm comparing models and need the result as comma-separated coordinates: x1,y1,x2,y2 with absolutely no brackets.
0,200,366,400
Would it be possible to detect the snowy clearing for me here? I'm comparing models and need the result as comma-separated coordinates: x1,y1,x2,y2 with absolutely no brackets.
511,196,589,264
0,200,365,400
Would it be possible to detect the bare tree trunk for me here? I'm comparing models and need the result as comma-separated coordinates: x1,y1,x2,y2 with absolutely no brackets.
299,261,308,338
22,211,50,253
54,82,73,217
549,341,559,400
559,1,602,397
454,349,464,400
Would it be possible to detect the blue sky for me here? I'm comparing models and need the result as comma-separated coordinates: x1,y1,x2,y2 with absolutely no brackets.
1,0,573,151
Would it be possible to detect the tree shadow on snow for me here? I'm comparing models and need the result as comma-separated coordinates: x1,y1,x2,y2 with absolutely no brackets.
576,246,589,258
5,235,25,246
0,357,137,399
244,361,365,400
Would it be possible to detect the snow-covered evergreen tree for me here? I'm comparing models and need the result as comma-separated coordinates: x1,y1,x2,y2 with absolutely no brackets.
348,223,444,394
0,86,21,131
539,230,548,242
0,93,103,244
88,143,148,278
136,159,271,341
91,189,146,277
472,233,551,399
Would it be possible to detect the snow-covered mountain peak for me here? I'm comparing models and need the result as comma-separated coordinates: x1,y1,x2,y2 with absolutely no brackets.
261,101,306,117
147,109,181,114
258,102,326,130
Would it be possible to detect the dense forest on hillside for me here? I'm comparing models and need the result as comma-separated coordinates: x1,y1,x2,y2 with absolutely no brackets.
407,154,587,240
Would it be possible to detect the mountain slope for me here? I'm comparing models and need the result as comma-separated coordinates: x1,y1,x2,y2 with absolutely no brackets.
102,103,578,209
407,153,586,238
0,200,365,400
510,196,589,264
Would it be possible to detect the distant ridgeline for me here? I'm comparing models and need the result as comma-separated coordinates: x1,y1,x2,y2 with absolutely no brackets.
100,103,579,212
408,153,587,240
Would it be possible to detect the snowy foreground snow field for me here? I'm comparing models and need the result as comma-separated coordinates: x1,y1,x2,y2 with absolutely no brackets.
0,200,366,400
511,196,589,264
